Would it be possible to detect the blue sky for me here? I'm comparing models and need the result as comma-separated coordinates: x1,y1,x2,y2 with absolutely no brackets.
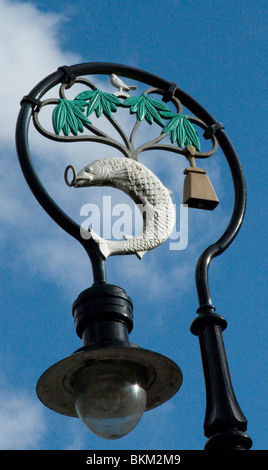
0,0,267,450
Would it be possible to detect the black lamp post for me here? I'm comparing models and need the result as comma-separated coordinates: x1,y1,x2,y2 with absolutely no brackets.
16,62,252,449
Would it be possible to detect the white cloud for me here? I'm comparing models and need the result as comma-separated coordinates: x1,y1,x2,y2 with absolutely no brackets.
0,390,46,450
0,0,80,227
0,0,79,142
0,0,82,449
0,0,83,283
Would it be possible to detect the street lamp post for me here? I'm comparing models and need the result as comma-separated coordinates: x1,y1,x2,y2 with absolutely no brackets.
191,128,252,450
16,62,252,449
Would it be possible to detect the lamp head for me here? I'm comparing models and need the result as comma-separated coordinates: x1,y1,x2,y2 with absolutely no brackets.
36,345,182,439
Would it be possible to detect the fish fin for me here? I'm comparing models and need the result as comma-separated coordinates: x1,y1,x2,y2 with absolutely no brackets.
123,234,146,258
136,250,147,259
123,235,147,259
89,230,110,259
123,234,133,240
168,189,173,195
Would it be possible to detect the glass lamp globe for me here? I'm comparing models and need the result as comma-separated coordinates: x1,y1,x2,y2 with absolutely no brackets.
74,367,147,439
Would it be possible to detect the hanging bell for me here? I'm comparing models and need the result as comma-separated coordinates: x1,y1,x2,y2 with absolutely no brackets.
183,147,219,211
183,167,219,210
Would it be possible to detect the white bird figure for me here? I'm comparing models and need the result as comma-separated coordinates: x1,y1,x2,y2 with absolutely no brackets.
109,73,137,96
65,157,175,259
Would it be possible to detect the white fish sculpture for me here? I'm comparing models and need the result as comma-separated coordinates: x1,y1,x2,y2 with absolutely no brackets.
65,157,175,259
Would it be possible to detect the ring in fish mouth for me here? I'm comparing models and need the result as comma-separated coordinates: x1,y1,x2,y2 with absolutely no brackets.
64,165,77,187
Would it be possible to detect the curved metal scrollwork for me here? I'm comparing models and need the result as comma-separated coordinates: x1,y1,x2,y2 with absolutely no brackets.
16,63,245,310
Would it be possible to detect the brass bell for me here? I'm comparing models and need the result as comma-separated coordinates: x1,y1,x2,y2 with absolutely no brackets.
183,146,219,211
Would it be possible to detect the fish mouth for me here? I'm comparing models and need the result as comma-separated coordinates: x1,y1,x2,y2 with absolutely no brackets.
73,178,90,187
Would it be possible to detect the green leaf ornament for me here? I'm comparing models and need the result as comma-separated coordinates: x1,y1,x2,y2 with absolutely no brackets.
123,94,173,125
51,88,200,152
75,89,122,118
52,99,91,136
162,114,201,151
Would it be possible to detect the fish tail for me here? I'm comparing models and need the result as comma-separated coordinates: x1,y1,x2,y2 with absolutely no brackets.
89,230,111,259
